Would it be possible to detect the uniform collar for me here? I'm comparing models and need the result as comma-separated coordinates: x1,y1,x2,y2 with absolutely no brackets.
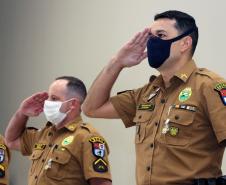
64,115,83,132
173,59,197,83
151,59,197,89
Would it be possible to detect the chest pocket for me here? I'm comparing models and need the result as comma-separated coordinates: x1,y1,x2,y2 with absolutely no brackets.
29,149,44,175
160,108,196,146
133,111,152,143
46,148,71,180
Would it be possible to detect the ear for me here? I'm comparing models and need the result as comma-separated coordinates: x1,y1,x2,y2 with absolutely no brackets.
69,99,80,110
180,36,192,53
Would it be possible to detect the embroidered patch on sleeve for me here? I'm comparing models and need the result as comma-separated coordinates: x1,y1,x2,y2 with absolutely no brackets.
0,145,6,164
93,158,108,173
89,137,105,158
0,164,5,178
0,149,5,164
214,83,226,105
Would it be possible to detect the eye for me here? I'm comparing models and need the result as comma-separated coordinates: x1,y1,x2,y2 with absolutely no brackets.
49,95,59,101
157,33,167,39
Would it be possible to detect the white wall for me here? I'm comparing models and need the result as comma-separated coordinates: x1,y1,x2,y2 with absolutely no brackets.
0,0,226,185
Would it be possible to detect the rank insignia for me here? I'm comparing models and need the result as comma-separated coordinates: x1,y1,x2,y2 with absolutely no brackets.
0,149,5,164
93,158,108,173
0,164,5,178
169,126,179,136
214,83,226,105
89,137,105,158
180,73,188,80
137,104,155,111
179,87,192,102
62,136,74,146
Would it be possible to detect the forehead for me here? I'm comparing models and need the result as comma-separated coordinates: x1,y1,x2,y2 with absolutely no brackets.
48,79,68,97
150,18,178,35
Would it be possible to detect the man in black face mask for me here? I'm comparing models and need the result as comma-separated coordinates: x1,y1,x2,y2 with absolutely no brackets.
82,10,226,185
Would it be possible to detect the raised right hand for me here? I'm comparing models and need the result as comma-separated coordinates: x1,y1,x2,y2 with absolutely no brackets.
113,28,150,68
18,92,48,117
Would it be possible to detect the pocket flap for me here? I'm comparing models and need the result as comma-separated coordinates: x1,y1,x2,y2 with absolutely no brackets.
51,148,71,164
169,108,195,126
133,111,151,123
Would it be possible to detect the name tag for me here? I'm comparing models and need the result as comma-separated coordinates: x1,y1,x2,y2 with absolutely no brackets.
34,143,46,150
137,104,155,111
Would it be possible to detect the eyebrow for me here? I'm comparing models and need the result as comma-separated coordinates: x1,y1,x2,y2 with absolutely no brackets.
155,29,167,34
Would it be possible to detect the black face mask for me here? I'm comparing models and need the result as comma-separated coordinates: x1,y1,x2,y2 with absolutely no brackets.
147,27,196,69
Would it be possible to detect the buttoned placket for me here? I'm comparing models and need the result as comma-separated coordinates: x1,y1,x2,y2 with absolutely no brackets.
32,127,57,185
147,83,180,184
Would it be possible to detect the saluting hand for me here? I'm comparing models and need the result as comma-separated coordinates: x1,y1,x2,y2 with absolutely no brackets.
18,92,48,117
113,28,150,68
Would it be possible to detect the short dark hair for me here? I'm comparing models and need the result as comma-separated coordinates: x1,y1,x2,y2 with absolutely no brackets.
55,76,87,103
154,10,198,55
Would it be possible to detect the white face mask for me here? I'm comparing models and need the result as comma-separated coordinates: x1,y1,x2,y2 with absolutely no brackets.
43,100,70,125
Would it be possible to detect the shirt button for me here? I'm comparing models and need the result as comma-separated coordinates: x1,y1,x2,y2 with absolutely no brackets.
35,175,38,179
161,99,166,104
42,159,45,163
138,115,142,119
155,122,158,126
175,115,179,120
146,166,151,171
150,143,154,148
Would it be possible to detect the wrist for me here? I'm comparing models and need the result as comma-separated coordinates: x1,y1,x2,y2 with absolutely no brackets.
108,57,124,71
16,109,29,120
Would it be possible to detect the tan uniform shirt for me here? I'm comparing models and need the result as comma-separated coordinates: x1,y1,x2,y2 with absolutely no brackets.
20,116,111,185
0,135,10,185
110,60,226,185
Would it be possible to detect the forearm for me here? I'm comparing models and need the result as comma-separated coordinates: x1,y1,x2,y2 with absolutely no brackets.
5,109,28,147
83,58,123,115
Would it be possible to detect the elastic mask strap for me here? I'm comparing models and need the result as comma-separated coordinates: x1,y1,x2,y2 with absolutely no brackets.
169,27,198,42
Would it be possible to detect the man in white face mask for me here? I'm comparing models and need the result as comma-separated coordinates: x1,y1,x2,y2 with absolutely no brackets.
4,76,112,185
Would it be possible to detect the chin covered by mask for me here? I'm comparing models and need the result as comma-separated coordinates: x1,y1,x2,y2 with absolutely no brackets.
43,100,71,125
147,27,197,68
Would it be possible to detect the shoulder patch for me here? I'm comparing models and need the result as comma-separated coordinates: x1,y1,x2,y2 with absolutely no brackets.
0,144,6,164
89,136,105,144
214,82,226,105
89,136,106,158
93,158,108,173
0,164,5,178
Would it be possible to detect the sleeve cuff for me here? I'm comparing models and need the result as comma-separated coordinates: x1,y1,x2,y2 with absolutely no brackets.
110,97,135,128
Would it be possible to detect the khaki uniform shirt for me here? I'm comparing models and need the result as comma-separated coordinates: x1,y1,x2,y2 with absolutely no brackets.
0,135,10,185
20,116,111,185
110,60,226,185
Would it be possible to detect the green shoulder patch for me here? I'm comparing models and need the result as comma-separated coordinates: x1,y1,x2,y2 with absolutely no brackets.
214,83,226,91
